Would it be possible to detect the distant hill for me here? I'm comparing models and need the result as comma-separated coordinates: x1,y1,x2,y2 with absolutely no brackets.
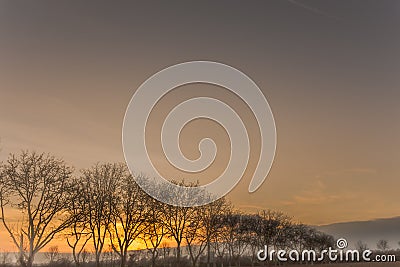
316,216,400,250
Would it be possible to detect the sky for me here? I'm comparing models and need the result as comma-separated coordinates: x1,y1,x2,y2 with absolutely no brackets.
0,0,400,251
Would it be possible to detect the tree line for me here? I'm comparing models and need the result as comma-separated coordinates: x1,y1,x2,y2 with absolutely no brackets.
0,151,334,267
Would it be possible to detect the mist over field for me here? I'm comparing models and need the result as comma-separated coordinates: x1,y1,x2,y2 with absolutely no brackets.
317,217,400,250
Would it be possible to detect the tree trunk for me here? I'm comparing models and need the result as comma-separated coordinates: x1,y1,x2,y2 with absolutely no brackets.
207,238,211,267
120,253,127,267
176,243,181,263
151,252,156,267
18,255,27,267
192,258,198,267
95,253,101,267
26,255,34,267
163,247,167,267
72,247,81,267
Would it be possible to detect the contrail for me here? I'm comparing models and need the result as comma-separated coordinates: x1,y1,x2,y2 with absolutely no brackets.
288,0,344,22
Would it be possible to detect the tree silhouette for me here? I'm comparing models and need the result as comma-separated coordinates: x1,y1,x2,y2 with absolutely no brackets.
108,170,149,267
0,151,74,267
141,196,166,267
0,151,338,267
161,181,197,264
356,240,368,253
80,163,119,267
66,178,92,267
377,239,389,251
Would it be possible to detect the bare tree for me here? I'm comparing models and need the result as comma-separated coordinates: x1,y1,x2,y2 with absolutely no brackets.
377,239,389,251
200,198,231,267
0,151,74,267
142,198,166,267
356,240,368,253
108,171,148,267
258,210,292,251
163,204,192,263
184,207,207,267
66,179,92,267
312,231,334,252
287,223,309,251
218,211,249,267
45,245,59,263
239,214,262,267
161,180,206,264
213,240,228,267
80,163,119,267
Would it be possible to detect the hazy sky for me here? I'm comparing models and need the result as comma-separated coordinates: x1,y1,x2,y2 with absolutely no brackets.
1,0,399,240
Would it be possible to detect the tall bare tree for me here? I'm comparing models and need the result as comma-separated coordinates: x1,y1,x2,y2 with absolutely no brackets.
235,214,262,267
108,171,148,267
200,198,231,267
80,163,119,267
163,204,193,263
258,210,292,251
219,212,249,267
162,180,198,264
66,179,92,267
142,198,166,267
184,208,207,267
0,151,74,267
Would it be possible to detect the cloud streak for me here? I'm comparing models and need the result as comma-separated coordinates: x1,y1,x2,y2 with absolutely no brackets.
288,0,345,22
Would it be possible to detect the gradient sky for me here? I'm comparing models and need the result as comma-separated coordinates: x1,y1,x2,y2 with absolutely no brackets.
1,1,400,251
